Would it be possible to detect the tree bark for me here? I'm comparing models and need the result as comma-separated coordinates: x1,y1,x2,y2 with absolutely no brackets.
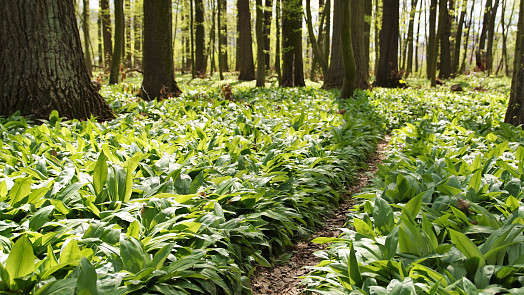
256,0,266,86
275,0,282,82
323,0,344,89
190,0,196,78
405,0,418,77
452,0,467,73
218,0,228,75
141,0,181,101
374,0,400,88
305,0,328,77
460,1,474,73
438,0,452,79
124,0,132,68
476,0,492,70
109,0,124,84
341,1,356,98
238,0,255,80
504,0,523,126
133,2,142,69
281,0,304,87
263,0,273,69
100,0,112,69
0,0,114,121
486,0,500,74
82,0,92,77
351,0,370,90
427,0,438,85
195,0,206,76
364,0,372,76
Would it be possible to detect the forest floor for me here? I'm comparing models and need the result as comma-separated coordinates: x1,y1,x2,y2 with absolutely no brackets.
250,136,390,295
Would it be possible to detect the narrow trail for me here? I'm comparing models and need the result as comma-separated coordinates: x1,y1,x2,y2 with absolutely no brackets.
250,136,390,295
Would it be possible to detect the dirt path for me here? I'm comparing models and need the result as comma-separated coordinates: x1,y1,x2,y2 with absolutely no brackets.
250,137,390,295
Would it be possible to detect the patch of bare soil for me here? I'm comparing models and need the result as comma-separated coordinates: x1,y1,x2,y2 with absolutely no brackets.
250,136,390,295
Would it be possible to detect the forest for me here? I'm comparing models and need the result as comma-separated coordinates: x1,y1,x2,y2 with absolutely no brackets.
0,0,523,294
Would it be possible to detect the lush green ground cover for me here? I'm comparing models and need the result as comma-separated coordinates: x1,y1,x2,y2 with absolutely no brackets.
0,77,383,294
303,78,524,294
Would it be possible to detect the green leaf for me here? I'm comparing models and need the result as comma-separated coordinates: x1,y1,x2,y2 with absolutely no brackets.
93,151,108,196
77,257,98,295
29,205,55,231
59,239,82,265
5,235,35,283
126,220,141,239
9,177,32,207
151,244,174,269
189,171,204,194
449,229,485,266
174,174,192,195
373,197,395,235
120,236,150,274
353,218,376,239
348,242,363,287
403,192,423,219
468,170,482,192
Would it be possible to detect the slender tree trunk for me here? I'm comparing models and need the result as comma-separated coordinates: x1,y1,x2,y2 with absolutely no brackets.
100,0,112,70
109,0,124,84
141,0,181,101
324,0,331,67
351,0,370,89
238,0,255,80
364,0,372,76
195,0,206,76
341,1,356,98
82,0,92,77
323,0,344,89
208,0,217,76
124,0,132,67
275,0,282,82
427,0,438,85
98,7,103,67
452,0,467,73
504,0,523,126
292,0,305,86
414,0,422,73
439,0,452,79
256,0,266,86
218,0,228,75
0,0,114,121
281,0,304,87
374,0,381,74
405,0,418,76
374,0,400,88
460,1,474,73
305,0,328,76
133,3,142,69
190,0,196,78
263,0,273,69
486,0,500,74
477,0,492,70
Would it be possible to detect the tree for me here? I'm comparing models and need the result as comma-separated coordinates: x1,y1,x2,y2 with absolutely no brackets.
374,0,400,88
438,0,452,79
82,0,93,77
275,0,282,81
218,0,228,76
281,0,305,87
109,0,124,84
323,0,344,89
427,0,438,86
305,0,328,77
452,0,467,73
351,0,370,90
341,1,356,98
238,0,255,80
504,0,523,126
141,0,181,101
405,0,418,77
195,0,206,76
256,0,266,86
0,0,114,121
100,0,112,69
263,0,273,69
486,0,501,74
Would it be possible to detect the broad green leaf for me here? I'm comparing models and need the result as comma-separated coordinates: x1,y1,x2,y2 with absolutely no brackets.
189,171,204,194
403,192,423,219
151,244,174,269
93,151,108,196
353,218,376,239
468,170,482,192
9,177,32,206
348,242,363,286
449,229,485,266
76,257,98,295
120,236,150,274
373,197,395,235
59,239,82,265
5,235,35,283
29,205,55,231
126,220,141,239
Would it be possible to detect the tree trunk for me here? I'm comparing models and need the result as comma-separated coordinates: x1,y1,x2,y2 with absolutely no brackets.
281,0,304,87
141,0,181,101
341,1,356,98
438,0,452,79
109,0,124,84
100,0,112,70
124,0,132,68
208,0,217,76
374,0,400,88
351,0,370,90
190,0,196,78
256,0,266,86
82,0,93,77
364,0,372,76
133,3,142,69
218,0,228,75
374,0,381,74
452,0,467,73
275,0,282,82
486,0,500,74
460,1,474,73
405,0,418,77
324,0,331,69
263,0,273,69
305,0,328,77
476,0,492,70
238,0,255,80
414,0,422,73
427,0,438,85
323,0,344,89
504,0,523,126
98,7,103,67
0,0,114,121
195,0,206,76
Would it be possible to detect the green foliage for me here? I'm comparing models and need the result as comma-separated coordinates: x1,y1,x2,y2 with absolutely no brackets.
0,79,382,293
303,80,524,294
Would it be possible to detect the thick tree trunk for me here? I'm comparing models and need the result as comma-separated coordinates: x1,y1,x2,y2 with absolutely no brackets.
341,1,356,98
195,0,206,76
100,0,112,70
438,0,452,79
374,0,400,88
109,0,124,84
405,0,418,77
141,0,181,101
0,0,114,121
238,0,255,80
504,0,523,126
256,0,266,86
427,0,438,85
281,0,304,87
263,0,273,69
374,0,380,74
218,0,228,74
323,0,344,89
82,0,92,77
351,0,370,90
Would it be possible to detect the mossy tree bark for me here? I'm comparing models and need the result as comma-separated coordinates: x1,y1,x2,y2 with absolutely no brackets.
141,0,181,101
341,1,356,98
374,0,400,88
504,0,523,126
0,0,114,121
237,0,255,81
